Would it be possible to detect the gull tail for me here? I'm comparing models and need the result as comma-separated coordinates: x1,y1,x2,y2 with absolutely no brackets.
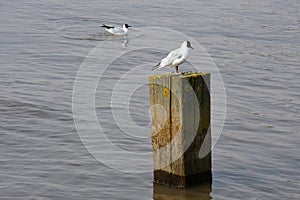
151,62,161,71
101,24,113,29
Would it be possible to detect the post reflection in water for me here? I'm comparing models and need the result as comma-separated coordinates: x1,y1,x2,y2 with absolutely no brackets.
153,181,212,200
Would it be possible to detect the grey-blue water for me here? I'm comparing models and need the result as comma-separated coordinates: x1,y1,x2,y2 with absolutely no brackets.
0,0,299,199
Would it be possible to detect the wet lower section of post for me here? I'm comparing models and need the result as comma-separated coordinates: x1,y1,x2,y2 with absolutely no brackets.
149,72,212,188
153,170,212,188
153,179,212,200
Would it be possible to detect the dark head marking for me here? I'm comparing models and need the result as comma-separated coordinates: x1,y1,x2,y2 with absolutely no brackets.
186,41,193,49
125,24,131,28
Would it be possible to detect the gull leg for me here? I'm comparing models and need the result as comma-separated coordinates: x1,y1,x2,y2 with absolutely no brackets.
176,66,179,73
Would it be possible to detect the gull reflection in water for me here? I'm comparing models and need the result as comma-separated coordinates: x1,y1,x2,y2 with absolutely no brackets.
107,35,129,48
153,181,212,200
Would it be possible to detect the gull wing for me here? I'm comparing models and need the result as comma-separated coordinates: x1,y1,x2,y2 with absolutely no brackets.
114,27,123,32
101,24,114,29
160,48,181,67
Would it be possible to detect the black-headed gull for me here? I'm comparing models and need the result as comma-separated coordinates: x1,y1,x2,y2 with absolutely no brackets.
101,24,131,35
152,41,193,73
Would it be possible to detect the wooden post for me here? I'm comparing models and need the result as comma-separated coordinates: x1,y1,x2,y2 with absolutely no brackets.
153,182,212,199
149,72,211,188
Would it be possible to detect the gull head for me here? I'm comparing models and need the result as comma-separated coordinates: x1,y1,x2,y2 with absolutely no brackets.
124,24,132,28
182,41,193,49
185,41,193,49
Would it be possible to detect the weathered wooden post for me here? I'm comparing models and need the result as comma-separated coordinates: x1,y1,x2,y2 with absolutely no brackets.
148,72,211,188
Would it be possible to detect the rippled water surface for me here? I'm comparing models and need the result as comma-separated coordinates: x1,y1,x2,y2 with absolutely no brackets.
0,0,299,199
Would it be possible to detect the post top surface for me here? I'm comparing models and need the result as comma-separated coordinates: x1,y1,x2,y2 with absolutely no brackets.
149,72,210,80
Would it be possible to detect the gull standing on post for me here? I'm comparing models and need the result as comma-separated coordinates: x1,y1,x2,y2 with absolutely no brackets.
152,41,193,73
101,24,131,36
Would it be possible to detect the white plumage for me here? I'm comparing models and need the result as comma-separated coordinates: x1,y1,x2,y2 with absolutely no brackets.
101,24,131,35
152,41,193,73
